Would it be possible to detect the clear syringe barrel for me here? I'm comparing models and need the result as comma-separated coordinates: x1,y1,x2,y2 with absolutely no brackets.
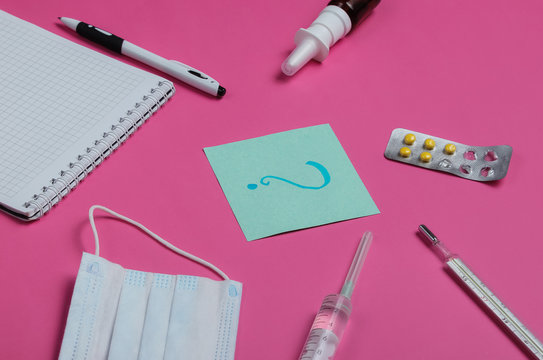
299,232,373,360
299,294,352,360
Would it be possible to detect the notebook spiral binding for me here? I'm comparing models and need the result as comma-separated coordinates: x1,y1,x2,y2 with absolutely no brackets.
22,80,175,220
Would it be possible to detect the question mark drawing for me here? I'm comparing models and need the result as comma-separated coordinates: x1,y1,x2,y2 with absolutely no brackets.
247,161,330,190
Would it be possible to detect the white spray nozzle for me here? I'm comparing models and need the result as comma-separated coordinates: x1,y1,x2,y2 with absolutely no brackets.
281,34,321,76
282,5,352,76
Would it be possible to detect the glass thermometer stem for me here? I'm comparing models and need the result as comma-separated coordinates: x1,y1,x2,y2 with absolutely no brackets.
419,225,543,360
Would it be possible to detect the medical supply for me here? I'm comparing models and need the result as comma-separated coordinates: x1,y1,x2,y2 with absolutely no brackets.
59,205,242,360
384,128,513,181
423,138,435,150
444,143,456,155
281,0,381,76
419,151,432,162
399,147,411,157
299,232,373,360
419,225,543,359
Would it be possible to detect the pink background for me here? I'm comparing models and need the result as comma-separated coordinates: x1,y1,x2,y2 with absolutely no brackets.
1,0,543,359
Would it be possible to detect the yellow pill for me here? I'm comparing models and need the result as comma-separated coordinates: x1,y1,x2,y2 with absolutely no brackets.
424,138,436,150
404,133,416,145
399,147,412,157
444,143,456,155
420,152,432,162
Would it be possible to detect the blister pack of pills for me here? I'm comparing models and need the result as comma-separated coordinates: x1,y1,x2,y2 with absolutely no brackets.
384,128,513,181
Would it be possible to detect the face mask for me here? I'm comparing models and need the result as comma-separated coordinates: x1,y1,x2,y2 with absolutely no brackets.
58,205,242,360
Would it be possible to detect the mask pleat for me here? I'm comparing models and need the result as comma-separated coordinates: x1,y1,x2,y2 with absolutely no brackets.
90,258,125,359
58,257,103,360
163,277,223,360
137,273,176,360
214,283,242,360
107,270,152,360
162,276,202,359
59,253,125,360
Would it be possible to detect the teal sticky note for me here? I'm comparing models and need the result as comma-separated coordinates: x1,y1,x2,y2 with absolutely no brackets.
204,124,379,241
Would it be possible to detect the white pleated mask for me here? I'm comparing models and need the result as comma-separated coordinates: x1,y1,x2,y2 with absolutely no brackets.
58,205,242,360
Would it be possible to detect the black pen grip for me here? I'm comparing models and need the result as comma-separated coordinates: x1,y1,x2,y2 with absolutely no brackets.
76,22,124,53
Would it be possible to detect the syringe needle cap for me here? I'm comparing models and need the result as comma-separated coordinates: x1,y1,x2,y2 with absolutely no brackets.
341,231,373,299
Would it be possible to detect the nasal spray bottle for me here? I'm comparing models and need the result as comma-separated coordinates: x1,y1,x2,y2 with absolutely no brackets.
281,0,381,76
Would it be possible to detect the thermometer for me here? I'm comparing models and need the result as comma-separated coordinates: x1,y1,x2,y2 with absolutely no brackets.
419,224,543,359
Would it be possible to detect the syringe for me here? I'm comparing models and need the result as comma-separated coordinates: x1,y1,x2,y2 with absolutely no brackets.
419,225,543,359
299,231,373,360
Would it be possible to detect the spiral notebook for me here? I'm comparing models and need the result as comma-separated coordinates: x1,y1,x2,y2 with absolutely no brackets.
0,10,176,221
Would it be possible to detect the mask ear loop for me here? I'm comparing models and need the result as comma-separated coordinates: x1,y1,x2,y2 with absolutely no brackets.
88,205,229,280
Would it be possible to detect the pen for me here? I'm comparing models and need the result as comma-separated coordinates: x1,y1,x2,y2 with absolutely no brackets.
419,225,543,359
59,17,226,97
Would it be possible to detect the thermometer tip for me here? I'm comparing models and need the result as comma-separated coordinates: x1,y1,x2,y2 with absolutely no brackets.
419,224,439,244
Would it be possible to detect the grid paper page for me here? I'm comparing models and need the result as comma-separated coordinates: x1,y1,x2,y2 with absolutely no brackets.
0,11,168,212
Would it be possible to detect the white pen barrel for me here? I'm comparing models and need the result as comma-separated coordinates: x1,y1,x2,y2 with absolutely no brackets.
121,42,219,96
122,42,169,70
